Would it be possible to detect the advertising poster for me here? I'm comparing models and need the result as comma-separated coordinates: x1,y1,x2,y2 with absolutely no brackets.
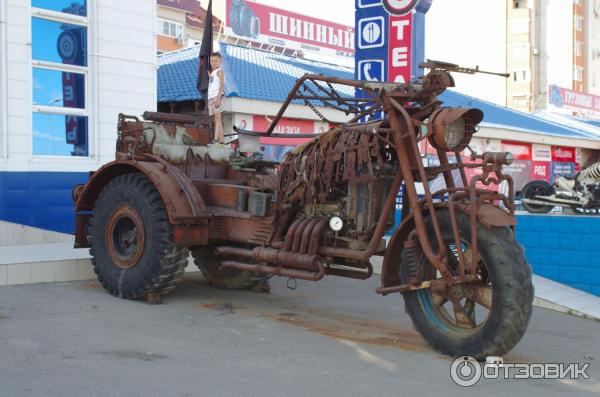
226,0,354,57
551,162,575,179
551,146,576,163
530,161,551,182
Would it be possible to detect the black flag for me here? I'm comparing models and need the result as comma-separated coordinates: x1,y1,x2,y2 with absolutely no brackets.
196,0,213,104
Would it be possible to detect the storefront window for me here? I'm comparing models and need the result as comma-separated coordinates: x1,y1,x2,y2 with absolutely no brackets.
32,113,88,156
32,18,87,67
31,0,87,17
31,2,89,157
32,68,85,109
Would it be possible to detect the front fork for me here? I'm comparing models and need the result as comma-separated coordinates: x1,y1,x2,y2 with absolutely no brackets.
379,98,515,295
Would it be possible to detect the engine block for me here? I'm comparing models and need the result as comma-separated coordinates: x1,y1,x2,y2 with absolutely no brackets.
278,127,398,243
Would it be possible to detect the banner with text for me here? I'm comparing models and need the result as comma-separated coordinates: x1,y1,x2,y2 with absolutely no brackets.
225,0,354,57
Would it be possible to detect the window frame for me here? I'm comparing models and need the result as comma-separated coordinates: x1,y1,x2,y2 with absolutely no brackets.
575,16,583,32
29,3,92,159
157,18,184,39
512,70,530,83
573,65,584,82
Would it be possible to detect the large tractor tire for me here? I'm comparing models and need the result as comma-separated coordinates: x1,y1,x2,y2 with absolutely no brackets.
89,173,188,300
521,180,554,214
401,210,533,360
192,247,259,290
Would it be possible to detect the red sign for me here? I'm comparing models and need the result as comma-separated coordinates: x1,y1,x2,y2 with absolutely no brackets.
501,141,531,161
226,0,354,55
388,13,412,83
530,161,551,181
253,116,318,145
551,146,576,163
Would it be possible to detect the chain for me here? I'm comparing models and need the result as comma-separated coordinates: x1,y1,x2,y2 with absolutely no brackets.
302,82,351,114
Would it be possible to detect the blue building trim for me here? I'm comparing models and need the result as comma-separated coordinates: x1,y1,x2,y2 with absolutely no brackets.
516,215,600,297
0,172,89,234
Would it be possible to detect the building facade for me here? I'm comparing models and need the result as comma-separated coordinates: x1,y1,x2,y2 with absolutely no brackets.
425,0,600,118
0,0,157,233
506,0,600,114
156,0,222,54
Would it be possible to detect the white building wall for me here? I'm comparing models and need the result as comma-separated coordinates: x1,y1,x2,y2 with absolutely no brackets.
585,0,600,95
0,0,156,173
424,0,507,106
539,0,573,91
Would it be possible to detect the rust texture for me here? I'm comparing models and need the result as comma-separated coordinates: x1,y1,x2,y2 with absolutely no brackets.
73,65,517,297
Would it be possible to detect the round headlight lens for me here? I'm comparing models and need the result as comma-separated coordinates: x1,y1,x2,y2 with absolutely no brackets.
445,117,466,151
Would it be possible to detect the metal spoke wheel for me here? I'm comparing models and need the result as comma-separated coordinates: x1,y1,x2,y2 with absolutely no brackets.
401,210,533,360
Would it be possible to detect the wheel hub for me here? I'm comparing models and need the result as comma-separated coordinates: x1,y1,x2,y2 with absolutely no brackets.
106,206,145,269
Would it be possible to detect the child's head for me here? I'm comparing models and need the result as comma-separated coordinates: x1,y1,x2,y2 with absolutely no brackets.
210,52,222,69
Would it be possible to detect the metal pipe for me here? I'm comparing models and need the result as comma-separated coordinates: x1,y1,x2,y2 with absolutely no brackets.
283,218,303,252
291,218,311,253
383,97,449,279
220,261,325,281
214,246,321,272
299,218,319,254
308,218,329,255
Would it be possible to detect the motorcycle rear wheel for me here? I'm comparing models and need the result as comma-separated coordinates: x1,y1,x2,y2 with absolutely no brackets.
521,180,554,213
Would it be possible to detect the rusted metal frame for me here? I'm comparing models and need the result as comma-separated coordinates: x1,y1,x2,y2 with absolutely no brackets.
454,152,470,187
142,111,197,125
341,125,396,148
326,80,361,114
221,261,325,281
301,86,351,116
137,153,202,219
267,74,379,135
436,151,456,191
345,102,385,124
376,274,479,295
294,95,372,102
384,96,451,281
310,79,361,114
325,263,373,280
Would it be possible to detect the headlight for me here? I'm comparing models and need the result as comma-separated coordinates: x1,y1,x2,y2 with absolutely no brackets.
445,117,466,151
429,108,483,152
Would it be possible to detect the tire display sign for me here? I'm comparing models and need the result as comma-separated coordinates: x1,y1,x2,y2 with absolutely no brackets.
383,0,420,16
225,0,354,57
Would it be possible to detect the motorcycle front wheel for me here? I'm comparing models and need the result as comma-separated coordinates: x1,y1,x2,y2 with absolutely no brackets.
401,210,533,360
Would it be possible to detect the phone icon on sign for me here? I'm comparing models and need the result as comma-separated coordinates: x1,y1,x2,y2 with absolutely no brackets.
358,60,384,82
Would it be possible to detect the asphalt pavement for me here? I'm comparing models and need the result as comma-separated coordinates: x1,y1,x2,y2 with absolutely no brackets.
0,274,598,397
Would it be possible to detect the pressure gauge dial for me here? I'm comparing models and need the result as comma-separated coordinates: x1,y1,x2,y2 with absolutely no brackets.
329,216,343,232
